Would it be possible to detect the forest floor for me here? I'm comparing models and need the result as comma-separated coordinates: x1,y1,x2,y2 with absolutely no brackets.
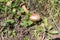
0,0,60,40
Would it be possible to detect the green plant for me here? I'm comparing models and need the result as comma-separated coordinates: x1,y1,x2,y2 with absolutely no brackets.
0,5,8,13
33,30,39,37
1,29,16,37
0,0,25,37
23,36,30,40
2,19,15,27
1,19,15,36
18,7,25,13
33,17,59,39
20,14,33,27
0,0,10,2
8,30,16,37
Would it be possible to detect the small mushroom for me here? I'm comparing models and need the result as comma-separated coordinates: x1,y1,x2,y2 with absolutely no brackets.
20,3,40,21
29,13,40,21
20,3,29,14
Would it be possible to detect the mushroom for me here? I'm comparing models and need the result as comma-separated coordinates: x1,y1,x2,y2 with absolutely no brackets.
20,3,29,14
20,3,40,21
29,13,40,21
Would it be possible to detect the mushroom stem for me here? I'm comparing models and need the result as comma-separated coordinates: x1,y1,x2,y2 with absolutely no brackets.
21,5,29,14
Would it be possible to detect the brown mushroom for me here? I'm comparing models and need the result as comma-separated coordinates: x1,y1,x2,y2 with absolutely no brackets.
29,13,40,21
20,3,40,21
20,3,29,14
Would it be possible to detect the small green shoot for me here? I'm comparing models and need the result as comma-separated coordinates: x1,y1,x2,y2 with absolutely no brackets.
23,36,30,40
49,30,58,35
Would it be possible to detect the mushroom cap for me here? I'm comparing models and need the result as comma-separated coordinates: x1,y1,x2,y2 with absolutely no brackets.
29,13,40,21
20,2,26,7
